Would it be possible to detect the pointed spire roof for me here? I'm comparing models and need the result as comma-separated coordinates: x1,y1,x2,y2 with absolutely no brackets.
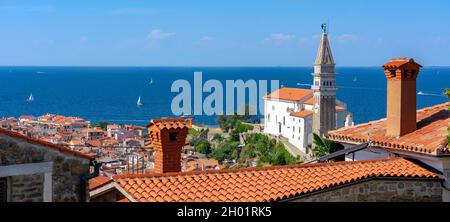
315,33,335,65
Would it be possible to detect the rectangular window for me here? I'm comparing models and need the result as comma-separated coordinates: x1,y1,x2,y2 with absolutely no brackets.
169,132,179,142
0,177,7,202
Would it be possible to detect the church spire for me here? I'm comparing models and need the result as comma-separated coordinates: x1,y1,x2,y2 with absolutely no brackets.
312,24,337,138
315,32,335,66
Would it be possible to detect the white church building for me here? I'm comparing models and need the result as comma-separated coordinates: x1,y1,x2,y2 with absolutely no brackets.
263,26,354,154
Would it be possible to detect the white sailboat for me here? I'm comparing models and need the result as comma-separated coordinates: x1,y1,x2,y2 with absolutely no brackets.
27,93,34,102
149,78,153,85
137,96,143,106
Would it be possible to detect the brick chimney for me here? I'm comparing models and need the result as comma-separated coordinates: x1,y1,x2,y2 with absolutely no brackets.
382,58,422,137
147,117,192,174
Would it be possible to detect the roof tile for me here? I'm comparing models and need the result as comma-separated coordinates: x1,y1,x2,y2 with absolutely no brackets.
113,157,439,202
328,102,449,155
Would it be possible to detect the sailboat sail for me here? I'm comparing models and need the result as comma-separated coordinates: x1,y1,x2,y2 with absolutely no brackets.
27,93,34,102
137,96,143,106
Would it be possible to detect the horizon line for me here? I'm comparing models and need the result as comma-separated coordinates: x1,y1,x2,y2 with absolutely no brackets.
1,65,450,68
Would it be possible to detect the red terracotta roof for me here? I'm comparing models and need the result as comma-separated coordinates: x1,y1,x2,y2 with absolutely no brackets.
336,106,345,111
382,58,422,69
304,97,314,105
147,117,192,130
291,110,313,118
19,115,36,120
0,128,94,160
112,157,439,202
328,102,450,156
89,176,113,191
265,88,313,101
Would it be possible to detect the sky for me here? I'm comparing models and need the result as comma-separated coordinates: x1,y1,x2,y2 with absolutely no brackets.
1,0,450,67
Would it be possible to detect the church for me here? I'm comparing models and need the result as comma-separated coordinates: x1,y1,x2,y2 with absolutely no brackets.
263,26,353,155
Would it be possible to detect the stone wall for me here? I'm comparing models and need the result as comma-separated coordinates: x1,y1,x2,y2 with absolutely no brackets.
292,179,442,202
0,134,91,202
9,174,44,202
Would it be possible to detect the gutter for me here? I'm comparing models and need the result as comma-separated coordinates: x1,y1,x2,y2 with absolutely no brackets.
80,160,102,202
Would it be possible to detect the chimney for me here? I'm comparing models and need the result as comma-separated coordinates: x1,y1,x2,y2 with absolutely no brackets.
147,117,191,174
382,58,422,137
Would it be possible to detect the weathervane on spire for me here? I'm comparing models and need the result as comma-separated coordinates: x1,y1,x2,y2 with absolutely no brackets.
321,23,328,34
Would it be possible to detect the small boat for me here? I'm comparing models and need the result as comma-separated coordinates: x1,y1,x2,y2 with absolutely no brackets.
137,96,143,106
27,93,34,102
417,91,424,95
36,71,45,74
353,76,357,82
149,78,153,85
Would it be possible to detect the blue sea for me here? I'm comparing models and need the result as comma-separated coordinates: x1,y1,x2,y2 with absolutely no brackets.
0,66,448,126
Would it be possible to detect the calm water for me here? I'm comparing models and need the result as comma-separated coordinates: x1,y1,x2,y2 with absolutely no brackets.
0,66,448,126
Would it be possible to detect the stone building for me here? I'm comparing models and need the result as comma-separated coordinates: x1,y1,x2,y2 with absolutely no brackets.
327,58,450,201
0,128,95,202
92,157,443,202
89,118,444,202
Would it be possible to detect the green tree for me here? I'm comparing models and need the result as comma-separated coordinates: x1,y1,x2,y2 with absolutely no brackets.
312,133,345,160
241,133,297,166
192,138,211,155
210,141,240,164
188,128,205,145
228,121,254,141
212,133,224,143
445,88,450,101
216,114,244,132
312,133,332,158
239,143,257,163
271,143,297,166
96,121,109,131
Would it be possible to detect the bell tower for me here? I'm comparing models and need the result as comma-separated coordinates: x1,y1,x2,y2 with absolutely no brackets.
312,24,337,137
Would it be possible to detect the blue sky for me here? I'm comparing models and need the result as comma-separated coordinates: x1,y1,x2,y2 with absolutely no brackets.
1,0,449,66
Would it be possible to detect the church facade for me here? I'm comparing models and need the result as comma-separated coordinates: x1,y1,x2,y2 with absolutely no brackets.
263,28,353,154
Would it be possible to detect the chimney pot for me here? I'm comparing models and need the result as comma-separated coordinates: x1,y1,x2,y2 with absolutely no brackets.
147,117,192,174
382,58,422,137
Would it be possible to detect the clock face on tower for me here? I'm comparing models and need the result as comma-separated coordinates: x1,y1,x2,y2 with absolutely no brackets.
314,103,319,113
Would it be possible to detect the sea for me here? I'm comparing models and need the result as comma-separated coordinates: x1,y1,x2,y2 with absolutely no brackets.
0,66,448,127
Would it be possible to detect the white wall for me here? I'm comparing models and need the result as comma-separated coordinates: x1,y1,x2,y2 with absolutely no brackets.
264,99,298,136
